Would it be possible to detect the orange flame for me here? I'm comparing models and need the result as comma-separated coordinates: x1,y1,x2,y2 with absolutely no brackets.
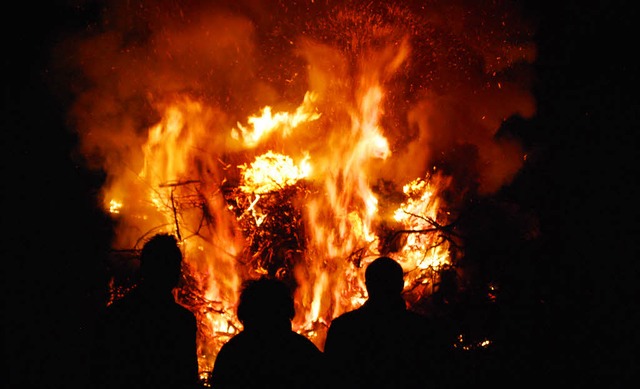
232,92,321,147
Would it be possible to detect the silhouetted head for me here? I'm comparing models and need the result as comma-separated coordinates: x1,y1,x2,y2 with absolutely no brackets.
236,277,295,331
364,256,405,301
139,233,183,292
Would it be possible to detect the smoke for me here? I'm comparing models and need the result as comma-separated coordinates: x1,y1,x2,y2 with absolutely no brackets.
54,0,537,200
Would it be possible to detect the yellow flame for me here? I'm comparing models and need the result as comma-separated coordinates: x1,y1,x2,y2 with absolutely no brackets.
231,91,321,147
238,151,311,194
109,199,122,214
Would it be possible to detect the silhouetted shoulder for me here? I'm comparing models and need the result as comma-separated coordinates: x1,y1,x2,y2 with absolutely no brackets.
211,330,323,389
325,307,362,327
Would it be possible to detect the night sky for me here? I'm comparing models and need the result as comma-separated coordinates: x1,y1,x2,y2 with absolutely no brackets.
4,1,637,387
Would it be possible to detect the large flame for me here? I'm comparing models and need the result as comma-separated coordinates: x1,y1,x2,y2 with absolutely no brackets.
54,0,537,379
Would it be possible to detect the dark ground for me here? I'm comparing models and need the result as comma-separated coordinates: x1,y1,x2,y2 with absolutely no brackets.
4,1,637,387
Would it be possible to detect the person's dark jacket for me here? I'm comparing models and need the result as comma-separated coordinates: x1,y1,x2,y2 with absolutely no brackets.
92,287,199,389
324,296,443,388
210,320,324,389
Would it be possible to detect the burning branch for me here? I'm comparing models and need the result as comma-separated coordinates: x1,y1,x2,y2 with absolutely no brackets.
391,211,463,252
224,183,309,279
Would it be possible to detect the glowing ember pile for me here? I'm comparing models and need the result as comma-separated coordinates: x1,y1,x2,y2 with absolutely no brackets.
55,0,537,379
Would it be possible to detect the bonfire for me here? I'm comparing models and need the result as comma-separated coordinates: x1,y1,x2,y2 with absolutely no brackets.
56,0,537,380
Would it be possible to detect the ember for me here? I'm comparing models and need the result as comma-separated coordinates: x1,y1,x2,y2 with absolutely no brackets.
58,0,537,380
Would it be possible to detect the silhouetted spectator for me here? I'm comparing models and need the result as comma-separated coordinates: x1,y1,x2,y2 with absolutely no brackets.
91,233,199,389
209,277,324,389
323,256,448,388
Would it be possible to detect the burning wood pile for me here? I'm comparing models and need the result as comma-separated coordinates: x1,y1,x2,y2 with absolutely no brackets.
104,146,462,376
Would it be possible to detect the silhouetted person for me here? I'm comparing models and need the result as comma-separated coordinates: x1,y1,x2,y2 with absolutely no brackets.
209,277,324,389
324,256,447,388
91,233,199,389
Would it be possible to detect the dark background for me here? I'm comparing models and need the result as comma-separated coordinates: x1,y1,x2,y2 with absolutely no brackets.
4,1,637,387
